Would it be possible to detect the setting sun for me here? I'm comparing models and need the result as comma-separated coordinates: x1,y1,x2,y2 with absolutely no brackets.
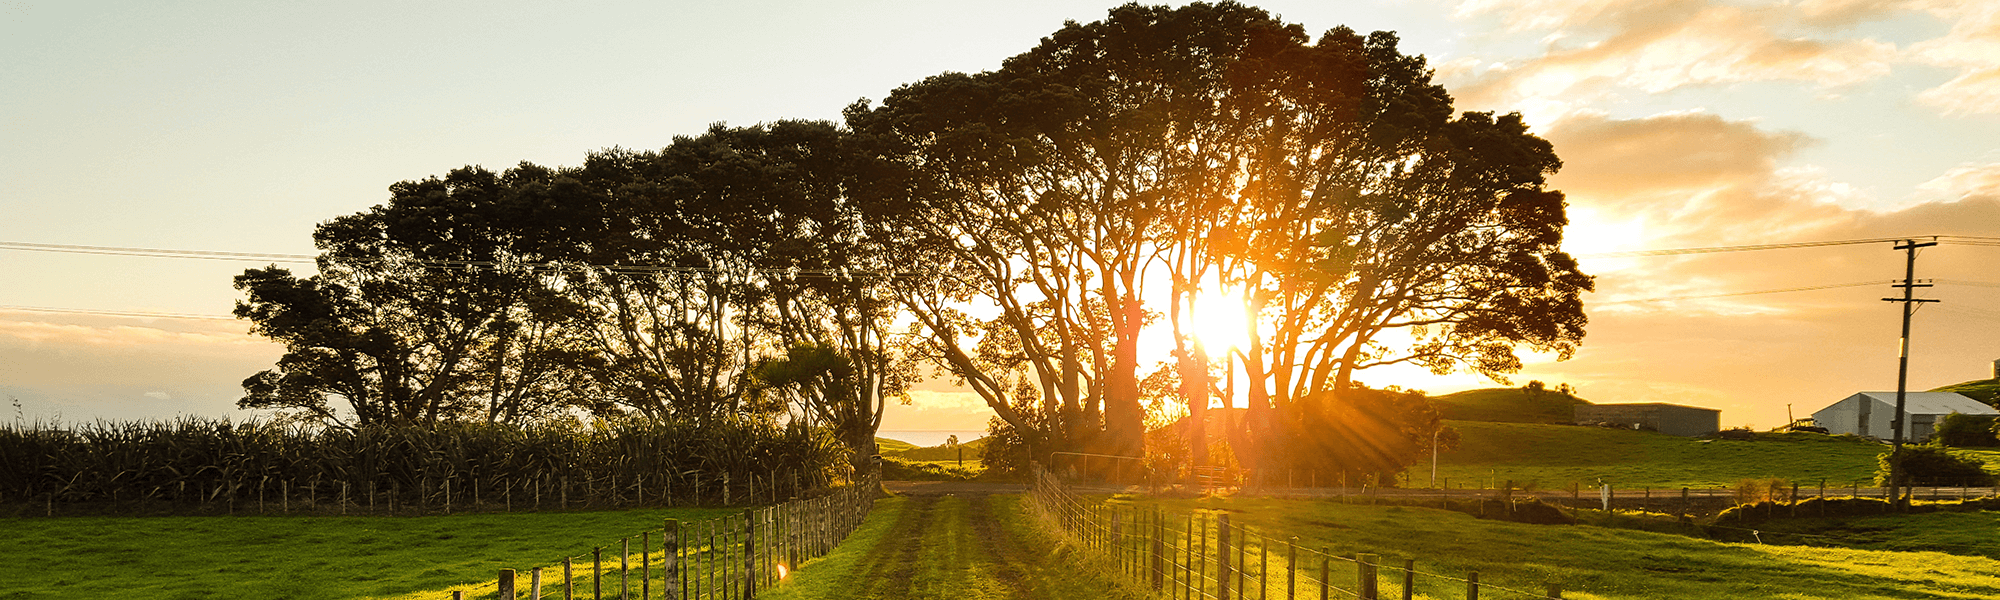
1188,289,1253,352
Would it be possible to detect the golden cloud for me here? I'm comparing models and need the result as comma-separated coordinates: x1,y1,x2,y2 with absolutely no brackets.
1919,161,2000,197
1489,109,2000,428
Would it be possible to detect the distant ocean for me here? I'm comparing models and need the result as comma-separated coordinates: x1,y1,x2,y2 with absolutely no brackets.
876,430,986,448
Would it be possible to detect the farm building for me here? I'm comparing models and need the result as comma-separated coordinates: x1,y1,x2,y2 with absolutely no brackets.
1811,392,1997,442
1573,403,1720,437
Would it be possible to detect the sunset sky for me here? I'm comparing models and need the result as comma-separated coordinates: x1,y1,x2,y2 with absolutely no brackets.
3,0,1997,431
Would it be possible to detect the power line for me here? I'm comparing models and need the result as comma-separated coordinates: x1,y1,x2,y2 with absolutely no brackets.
0,241,316,263
0,240,927,277
1595,280,1898,305
1578,237,1912,258
1578,235,2000,258
0,305,239,321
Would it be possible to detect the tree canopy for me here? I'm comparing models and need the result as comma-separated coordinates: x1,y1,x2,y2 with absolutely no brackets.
237,1,1589,482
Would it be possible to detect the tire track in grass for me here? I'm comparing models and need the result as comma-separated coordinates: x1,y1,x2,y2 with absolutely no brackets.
967,494,1037,598
853,494,936,598
764,493,1143,600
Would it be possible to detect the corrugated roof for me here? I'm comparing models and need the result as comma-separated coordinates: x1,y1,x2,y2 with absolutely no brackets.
1854,392,1999,415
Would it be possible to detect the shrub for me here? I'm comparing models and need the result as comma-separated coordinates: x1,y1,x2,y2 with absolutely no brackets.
879,457,980,481
1936,413,1999,446
1732,478,1793,504
1875,444,1998,486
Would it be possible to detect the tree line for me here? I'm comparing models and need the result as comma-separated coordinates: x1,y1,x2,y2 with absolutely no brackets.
235,2,1591,482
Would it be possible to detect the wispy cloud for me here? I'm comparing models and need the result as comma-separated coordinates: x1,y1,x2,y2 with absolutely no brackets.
1445,0,1899,119
1910,2,2000,115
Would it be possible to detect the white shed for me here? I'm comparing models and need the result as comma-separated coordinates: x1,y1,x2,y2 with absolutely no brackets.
1811,392,1998,442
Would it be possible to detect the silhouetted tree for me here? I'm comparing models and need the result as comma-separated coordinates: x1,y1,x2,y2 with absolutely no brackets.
234,167,583,425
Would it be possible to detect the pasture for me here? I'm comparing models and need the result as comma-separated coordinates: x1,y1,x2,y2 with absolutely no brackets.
1413,421,1899,490
0,507,735,600
1110,493,2000,599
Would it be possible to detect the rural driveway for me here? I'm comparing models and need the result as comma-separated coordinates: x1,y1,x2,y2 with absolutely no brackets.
762,482,1142,600
882,480,1026,496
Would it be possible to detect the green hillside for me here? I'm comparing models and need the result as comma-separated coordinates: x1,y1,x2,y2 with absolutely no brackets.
1412,420,1894,489
888,436,988,462
874,437,919,454
1931,378,2000,407
1432,387,1592,424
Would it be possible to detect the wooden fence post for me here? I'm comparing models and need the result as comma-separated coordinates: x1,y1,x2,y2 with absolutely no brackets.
1185,514,1196,599
498,568,515,600
1238,524,1248,595
1198,514,1208,600
1403,558,1415,600
621,537,630,600
1287,537,1297,600
1153,507,1165,590
532,567,543,600
1357,553,1379,600
745,508,757,599
665,519,680,600
642,531,651,600
1319,547,1331,600
563,557,573,600
1217,513,1232,600
593,547,603,600
1466,570,1479,600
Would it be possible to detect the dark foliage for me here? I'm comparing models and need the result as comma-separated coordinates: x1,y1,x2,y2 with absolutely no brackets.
1875,444,1997,486
1937,413,1999,446
0,417,844,511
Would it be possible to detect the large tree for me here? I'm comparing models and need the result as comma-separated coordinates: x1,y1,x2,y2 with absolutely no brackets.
234,167,581,426
849,2,1292,460
854,2,1589,475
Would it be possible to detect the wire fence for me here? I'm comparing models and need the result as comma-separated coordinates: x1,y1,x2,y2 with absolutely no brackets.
1046,453,1999,518
1030,462,1570,600
425,469,878,599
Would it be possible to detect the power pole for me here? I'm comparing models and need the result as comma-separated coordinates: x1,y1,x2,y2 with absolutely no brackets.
1883,238,1939,509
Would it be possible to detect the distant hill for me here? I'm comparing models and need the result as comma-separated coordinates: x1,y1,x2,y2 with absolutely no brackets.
1432,388,1592,424
875,437,920,454
1930,379,2000,408
878,436,987,462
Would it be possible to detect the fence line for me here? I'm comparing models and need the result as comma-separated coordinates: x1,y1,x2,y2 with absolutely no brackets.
1045,454,1995,518
1030,462,1566,600
419,469,878,599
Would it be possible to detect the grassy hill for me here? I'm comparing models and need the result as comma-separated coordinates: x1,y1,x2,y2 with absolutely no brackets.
1412,420,1895,489
876,436,987,465
1432,387,1592,424
874,437,920,454
1931,378,2000,407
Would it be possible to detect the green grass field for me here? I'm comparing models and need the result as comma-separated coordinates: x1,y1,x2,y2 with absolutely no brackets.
0,507,737,600
1745,509,2000,560
1411,421,1896,490
761,494,1140,600
1114,494,2000,599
